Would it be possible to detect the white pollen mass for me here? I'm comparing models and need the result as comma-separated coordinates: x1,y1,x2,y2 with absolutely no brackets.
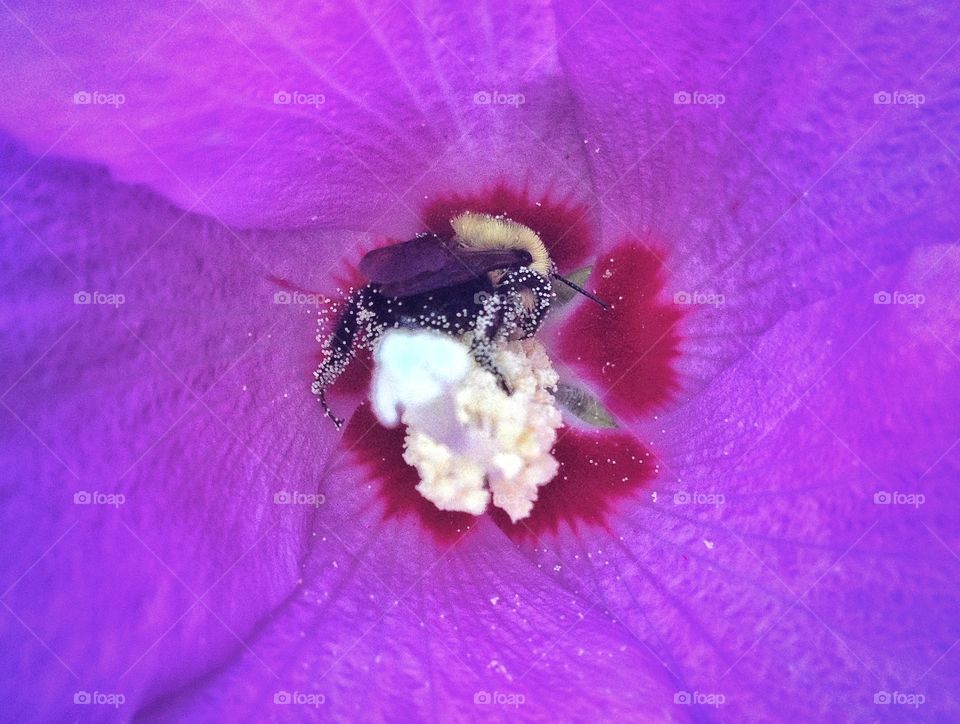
370,328,562,521
370,330,470,427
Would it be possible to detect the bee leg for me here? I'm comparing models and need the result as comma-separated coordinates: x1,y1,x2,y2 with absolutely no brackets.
313,285,377,429
318,388,343,431
497,267,553,338
470,335,510,394
469,293,511,394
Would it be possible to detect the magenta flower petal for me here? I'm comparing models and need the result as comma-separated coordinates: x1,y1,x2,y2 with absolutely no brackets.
0,2,593,230
551,0,960,287
142,499,681,720
542,2,960,717
2,0,959,721
0,137,342,719
526,263,960,718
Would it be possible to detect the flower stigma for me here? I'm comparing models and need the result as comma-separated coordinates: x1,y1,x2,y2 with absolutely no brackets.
370,328,562,522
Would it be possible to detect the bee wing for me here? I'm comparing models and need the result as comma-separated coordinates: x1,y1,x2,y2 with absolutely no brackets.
359,235,449,286
359,235,531,297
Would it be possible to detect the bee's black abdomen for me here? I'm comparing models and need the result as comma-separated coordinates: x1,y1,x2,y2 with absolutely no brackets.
371,276,493,336
314,256,554,428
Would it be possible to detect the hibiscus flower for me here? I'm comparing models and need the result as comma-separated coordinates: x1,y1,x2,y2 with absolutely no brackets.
1,1,959,720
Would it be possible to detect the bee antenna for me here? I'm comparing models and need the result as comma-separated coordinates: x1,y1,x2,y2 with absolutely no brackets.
551,273,610,310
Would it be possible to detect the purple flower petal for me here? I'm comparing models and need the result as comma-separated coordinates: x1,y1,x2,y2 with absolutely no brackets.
526,262,960,718
551,0,960,308
2,0,959,720
0,1,595,231
541,2,960,716
0,135,342,719
138,427,682,720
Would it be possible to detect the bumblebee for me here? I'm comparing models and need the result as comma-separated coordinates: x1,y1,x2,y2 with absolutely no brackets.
313,212,605,428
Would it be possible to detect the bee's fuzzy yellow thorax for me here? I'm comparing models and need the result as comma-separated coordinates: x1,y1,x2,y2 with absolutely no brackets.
451,212,552,278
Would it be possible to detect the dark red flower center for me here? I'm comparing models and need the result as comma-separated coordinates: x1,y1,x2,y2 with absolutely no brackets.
299,184,685,544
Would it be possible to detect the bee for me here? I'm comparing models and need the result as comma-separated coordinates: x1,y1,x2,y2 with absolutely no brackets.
313,212,607,429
